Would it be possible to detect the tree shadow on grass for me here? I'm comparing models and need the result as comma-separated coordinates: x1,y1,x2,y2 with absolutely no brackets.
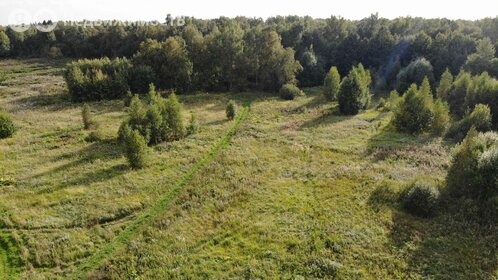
368,187,498,278
390,210,497,279
365,123,447,162
28,140,125,192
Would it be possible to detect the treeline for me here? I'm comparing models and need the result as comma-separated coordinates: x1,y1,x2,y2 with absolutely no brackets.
2,15,498,89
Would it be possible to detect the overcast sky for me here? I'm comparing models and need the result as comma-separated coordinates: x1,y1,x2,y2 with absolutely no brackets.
1,0,497,25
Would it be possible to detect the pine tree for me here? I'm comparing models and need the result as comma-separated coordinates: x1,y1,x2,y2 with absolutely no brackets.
163,93,185,141
338,64,371,115
124,130,149,169
436,68,453,100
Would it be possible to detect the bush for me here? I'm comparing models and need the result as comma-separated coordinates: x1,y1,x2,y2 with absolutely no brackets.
393,84,434,134
123,91,133,107
323,66,340,101
447,128,498,200
65,58,131,101
226,101,237,120
446,104,492,141
279,84,302,100
124,130,148,169
119,87,185,145
0,111,16,139
401,180,440,217
338,63,371,115
187,112,200,135
82,104,94,130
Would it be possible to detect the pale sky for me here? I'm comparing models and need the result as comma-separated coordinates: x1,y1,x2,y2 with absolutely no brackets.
1,0,497,25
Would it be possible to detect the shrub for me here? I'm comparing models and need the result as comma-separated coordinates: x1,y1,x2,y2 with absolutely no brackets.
0,111,16,139
117,122,132,144
82,104,94,130
446,104,492,141
124,130,148,169
401,180,440,217
119,87,185,145
279,83,302,100
187,112,200,135
226,101,237,120
338,63,371,115
447,128,498,200
393,84,434,134
323,66,340,101
85,130,105,142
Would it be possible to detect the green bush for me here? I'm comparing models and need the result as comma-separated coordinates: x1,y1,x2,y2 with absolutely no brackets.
65,58,131,101
323,66,340,101
226,100,237,120
446,104,492,141
447,128,498,200
187,112,200,135
338,63,371,115
401,180,440,217
82,104,94,130
0,111,16,139
124,130,149,169
119,86,185,145
279,83,302,100
393,84,434,134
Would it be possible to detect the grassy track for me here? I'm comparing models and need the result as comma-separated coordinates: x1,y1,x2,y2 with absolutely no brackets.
72,105,250,278
0,233,22,280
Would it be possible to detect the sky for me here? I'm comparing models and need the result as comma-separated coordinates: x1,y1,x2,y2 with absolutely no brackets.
0,0,497,25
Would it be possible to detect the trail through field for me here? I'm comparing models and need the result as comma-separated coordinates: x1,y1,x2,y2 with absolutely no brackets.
71,105,250,278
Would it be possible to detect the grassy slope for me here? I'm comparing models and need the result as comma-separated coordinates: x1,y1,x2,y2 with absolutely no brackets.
91,92,496,279
0,60,496,279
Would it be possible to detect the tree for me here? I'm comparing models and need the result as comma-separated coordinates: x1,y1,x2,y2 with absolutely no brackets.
124,130,149,169
393,84,434,134
252,31,303,92
396,58,434,93
162,93,185,141
323,66,341,101
338,63,371,115
133,38,193,92
436,68,453,100
464,37,496,75
0,31,11,57
226,100,237,120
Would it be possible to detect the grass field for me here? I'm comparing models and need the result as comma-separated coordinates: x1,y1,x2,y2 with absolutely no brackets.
0,59,497,279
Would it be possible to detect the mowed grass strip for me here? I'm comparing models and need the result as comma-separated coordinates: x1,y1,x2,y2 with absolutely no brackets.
72,105,250,278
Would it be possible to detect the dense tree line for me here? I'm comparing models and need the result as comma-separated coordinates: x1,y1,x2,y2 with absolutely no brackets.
2,15,498,90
